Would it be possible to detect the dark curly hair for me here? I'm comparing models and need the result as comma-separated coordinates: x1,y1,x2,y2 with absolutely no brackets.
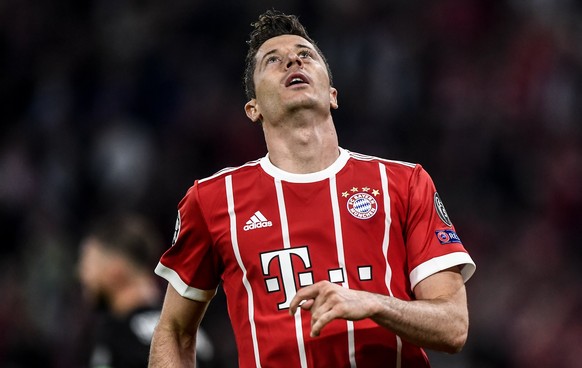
243,9,333,101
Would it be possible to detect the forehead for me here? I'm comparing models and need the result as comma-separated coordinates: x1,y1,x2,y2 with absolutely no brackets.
256,34,315,58
80,238,104,254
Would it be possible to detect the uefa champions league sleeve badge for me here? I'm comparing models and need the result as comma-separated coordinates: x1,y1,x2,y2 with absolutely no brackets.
433,192,453,227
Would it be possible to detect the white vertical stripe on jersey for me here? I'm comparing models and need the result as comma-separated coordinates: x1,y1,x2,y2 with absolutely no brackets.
329,176,357,368
378,163,402,368
226,175,262,368
274,179,308,368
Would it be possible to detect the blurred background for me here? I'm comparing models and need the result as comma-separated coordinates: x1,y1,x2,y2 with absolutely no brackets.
1,0,581,367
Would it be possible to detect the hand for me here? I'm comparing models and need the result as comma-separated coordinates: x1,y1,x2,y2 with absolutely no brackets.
289,281,379,337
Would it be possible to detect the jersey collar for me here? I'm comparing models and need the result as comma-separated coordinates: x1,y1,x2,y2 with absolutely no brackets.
260,147,350,183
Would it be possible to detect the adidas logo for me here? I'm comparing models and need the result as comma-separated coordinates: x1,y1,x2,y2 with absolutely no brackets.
243,211,273,231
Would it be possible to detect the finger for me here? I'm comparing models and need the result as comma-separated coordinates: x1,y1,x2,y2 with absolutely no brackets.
308,297,336,337
300,299,314,310
310,307,337,337
289,299,314,315
289,285,320,314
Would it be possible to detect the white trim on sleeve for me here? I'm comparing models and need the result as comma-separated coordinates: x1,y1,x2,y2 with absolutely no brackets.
154,262,217,302
409,252,476,291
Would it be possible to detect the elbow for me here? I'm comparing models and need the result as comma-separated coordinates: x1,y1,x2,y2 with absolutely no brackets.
443,330,468,354
441,320,469,354
443,302,470,354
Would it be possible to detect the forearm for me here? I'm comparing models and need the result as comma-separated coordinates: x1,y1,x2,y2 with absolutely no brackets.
290,269,469,353
148,324,197,368
369,289,468,353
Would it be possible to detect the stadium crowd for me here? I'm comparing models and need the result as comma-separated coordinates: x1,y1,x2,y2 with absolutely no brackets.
0,0,581,367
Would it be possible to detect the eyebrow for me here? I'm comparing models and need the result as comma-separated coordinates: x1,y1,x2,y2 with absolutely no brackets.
260,43,315,65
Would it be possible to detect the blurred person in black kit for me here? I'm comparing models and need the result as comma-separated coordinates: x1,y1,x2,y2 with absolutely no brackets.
78,214,216,368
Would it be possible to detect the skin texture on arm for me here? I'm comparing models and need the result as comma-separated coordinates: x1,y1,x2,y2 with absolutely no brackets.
289,267,468,354
148,285,210,368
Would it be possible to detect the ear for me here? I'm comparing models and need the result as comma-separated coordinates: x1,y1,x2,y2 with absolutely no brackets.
330,87,339,109
245,99,262,123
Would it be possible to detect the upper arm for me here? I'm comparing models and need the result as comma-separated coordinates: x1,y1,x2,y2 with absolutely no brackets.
409,267,470,352
157,283,211,337
149,285,210,366
413,267,467,305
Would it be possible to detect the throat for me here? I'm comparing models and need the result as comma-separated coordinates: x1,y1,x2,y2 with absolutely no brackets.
265,125,339,174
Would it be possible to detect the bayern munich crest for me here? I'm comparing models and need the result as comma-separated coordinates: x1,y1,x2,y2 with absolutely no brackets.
347,192,378,219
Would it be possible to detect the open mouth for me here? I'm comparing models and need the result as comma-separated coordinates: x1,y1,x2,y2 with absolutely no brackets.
285,73,309,87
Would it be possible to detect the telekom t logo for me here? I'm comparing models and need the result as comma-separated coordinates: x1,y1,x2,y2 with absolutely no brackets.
260,246,374,310
260,246,314,310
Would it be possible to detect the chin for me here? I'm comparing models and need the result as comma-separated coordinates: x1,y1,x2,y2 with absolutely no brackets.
285,96,319,111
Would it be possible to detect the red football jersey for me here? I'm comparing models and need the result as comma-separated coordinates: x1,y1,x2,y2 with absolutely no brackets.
156,148,476,368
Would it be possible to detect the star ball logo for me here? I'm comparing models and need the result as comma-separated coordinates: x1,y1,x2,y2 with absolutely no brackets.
171,210,181,246
433,192,452,227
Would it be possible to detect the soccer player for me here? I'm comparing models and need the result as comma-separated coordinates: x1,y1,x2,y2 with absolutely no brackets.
149,10,476,368
78,214,215,368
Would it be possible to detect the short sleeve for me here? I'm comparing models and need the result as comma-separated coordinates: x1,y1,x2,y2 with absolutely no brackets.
405,165,476,290
154,182,220,301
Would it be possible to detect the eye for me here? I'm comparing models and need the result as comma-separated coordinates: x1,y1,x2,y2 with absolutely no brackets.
298,50,312,59
266,55,280,64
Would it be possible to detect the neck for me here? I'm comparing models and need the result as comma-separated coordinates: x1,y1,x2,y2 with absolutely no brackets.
110,275,160,317
263,111,339,174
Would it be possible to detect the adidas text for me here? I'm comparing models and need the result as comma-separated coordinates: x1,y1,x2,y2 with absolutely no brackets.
244,221,272,231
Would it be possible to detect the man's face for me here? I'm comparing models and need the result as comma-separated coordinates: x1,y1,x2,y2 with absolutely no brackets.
245,34,337,123
78,238,115,306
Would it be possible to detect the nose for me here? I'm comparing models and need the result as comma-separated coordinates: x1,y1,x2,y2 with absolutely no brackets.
285,52,303,69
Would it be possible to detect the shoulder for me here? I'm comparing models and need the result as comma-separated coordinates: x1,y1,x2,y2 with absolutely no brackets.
347,150,419,173
179,158,264,207
345,150,434,194
197,158,263,186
